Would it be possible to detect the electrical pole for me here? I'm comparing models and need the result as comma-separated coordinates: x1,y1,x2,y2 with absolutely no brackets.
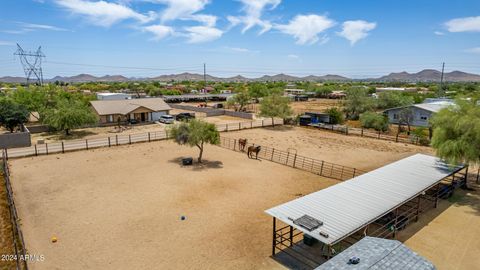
439,62,445,97
203,63,207,89
14,43,46,85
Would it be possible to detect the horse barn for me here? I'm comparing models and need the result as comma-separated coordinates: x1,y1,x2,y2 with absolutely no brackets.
266,154,468,269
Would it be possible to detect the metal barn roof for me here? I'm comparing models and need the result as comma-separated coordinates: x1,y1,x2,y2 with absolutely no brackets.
315,237,436,270
265,154,463,245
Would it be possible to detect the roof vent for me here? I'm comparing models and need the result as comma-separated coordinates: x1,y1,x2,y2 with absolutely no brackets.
293,215,323,231
348,257,360,265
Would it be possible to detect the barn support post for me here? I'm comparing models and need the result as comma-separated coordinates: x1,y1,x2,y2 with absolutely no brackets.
272,217,277,256
393,207,399,239
463,166,469,188
289,225,293,247
415,196,421,222
327,245,332,260
434,183,440,208
34,144,37,156
61,141,65,153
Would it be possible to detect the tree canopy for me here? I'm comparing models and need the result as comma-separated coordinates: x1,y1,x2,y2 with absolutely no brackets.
376,92,414,110
43,99,97,135
431,100,480,165
0,99,29,132
169,119,220,163
326,107,345,125
227,87,251,111
343,87,374,120
259,94,293,123
359,111,389,132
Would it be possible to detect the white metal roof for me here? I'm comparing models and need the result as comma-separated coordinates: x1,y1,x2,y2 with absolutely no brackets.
413,101,454,113
265,154,463,245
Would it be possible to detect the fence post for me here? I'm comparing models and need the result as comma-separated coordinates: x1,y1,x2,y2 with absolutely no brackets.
320,161,324,176
378,131,381,139
234,139,236,151
226,124,229,132
262,119,264,127
116,135,118,146
239,122,241,130
86,139,89,150
62,141,65,153
345,126,349,135
46,143,49,155
293,154,297,168
148,132,151,142
353,168,356,178
251,121,253,129
108,137,111,147
34,144,38,156
477,168,479,184
271,148,275,161
361,128,364,137
129,135,132,144
4,148,7,160
396,134,399,142
286,152,290,166
340,167,344,180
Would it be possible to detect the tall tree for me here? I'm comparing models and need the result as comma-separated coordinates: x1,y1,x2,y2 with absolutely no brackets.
169,119,220,163
0,99,29,132
248,83,268,103
376,92,414,110
43,99,97,135
260,94,293,125
359,111,389,132
227,88,251,111
431,100,480,165
343,87,374,120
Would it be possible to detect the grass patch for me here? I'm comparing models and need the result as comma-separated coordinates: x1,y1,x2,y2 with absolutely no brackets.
448,193,465,203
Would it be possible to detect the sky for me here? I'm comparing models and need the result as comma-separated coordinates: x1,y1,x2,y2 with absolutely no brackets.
0,0,480,79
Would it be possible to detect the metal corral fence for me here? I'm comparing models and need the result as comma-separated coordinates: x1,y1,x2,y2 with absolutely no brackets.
1,150,28,270
1,119,283,159
307,123,429,145
218,137,367,181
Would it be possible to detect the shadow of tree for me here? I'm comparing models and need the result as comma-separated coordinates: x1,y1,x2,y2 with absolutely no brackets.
168,157,223,171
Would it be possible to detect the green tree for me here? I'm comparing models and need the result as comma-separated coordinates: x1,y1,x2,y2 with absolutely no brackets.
359,111,389,132
343,87,374,120
260,94,293,125
169,119,220,163
248,83,268,102
10,86,50,120
43,99,97,135
431,100,480,165
326,107,345,125
227,88,251,111
0,99,29,132
376,92,414,110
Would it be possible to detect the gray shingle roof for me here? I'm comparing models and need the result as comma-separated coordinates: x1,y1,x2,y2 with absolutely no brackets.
316,237,436,270
90,98,171,115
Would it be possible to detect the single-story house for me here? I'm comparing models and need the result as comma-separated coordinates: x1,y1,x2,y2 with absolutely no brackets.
316,237,436,270
96,92,132,100
90,98,171,124
383,100,454,127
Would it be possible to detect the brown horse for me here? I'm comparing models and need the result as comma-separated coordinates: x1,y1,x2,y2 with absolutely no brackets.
247,146,261,159
238,138,248,151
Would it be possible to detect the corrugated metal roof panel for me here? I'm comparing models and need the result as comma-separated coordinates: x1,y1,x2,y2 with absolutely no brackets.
265,154,462,245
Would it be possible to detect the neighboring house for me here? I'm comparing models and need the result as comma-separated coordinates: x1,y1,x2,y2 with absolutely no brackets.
90,98,171,124
316,237,436,270
376,87,418,93
96,92,132,100
384,100,454,127
284,89,305,95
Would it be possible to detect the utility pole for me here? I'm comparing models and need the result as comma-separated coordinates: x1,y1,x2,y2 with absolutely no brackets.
439,62,445,97
14,43,46,85
203,63,207,89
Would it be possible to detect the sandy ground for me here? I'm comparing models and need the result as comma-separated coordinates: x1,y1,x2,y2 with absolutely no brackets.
9,141,339,270
401,186,480,270
290,99,343,114
30,115,251,143
224,126,433,171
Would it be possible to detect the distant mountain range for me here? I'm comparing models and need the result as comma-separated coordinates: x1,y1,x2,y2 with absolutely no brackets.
2,69,480,83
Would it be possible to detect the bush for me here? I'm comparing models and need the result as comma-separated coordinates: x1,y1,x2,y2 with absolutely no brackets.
326,107,345,125
359,111,389,132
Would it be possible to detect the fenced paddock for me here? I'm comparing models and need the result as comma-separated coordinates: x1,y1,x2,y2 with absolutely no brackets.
218,137,366,181
1,119,283,159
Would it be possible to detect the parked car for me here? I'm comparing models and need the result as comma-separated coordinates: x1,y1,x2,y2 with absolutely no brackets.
129,119,138,124
175,112,195,121
159,115,175,124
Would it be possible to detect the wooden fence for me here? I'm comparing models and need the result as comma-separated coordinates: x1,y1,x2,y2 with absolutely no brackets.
218,137,367,181
1,150,28,270
1,119,283,159
307,123,429,145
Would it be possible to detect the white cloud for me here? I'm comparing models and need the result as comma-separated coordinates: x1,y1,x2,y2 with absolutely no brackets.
185,26,222,43
228,0,281,34
19,22,69,31
465,47,480,54
188,14,217,27
143,24,174,40
287,54,299,59
276,14,335,45
224,46,259,53
153,0,210,22
434,31,445,36
445,16,480,32
0,40,15,46
55,0,154,27
337,20,376,45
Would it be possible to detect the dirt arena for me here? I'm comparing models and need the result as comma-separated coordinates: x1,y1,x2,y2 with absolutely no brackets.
9,140,339,270
225,126,434,171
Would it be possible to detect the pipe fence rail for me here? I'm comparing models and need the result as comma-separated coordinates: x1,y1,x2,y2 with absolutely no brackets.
1,150,28,270
307,123,429,145
1,119,283,159
218,137,366,181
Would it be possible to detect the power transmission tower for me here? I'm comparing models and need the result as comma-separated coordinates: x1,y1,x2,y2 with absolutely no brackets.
14,43,46,85
439,62,445,97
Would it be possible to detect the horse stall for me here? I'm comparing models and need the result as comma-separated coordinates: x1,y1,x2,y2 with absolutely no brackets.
299,112,331,126
265,154,468,269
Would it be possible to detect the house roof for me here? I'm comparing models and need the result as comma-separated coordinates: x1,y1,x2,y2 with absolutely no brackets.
315,237,436,270
90,98,171,115
265,154,463,245
383,101,454,114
